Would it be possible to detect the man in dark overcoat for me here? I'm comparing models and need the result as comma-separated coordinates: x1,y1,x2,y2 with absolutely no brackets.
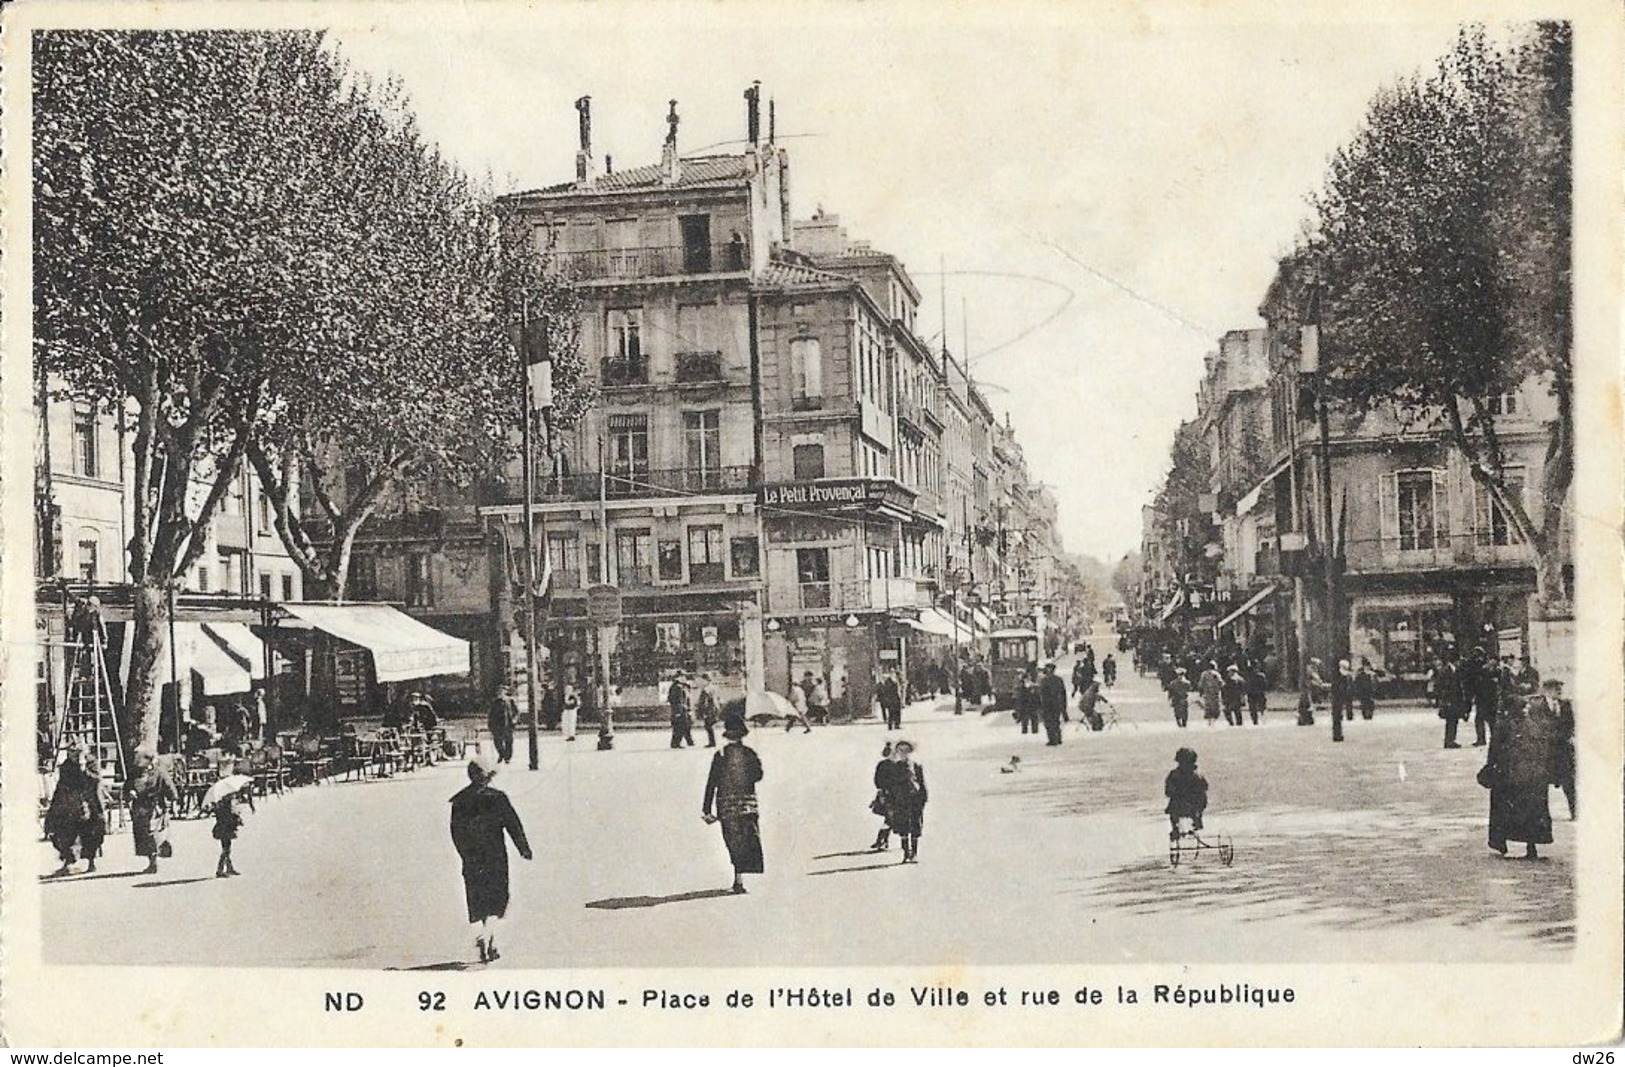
449,756,532,963
1038,662,1068,746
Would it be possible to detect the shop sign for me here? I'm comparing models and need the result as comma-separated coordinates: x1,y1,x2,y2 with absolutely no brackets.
702,626,719,647
585,584,623,626
878,649,899,661
759,479,886,509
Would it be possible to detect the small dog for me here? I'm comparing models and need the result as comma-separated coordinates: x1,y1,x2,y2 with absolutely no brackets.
999,756,1022,775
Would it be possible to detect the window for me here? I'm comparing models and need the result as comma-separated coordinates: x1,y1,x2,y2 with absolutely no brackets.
196,566,210,593
218,551,236,595
658,539,684,581
615,529,652,585
258,492,274,535
71,404,98,478
1485,392,1520,417
797,547,831,608
684,410,722,487
405,554,432,607
546,533,580,588
223,472,244,516
1474,467,1526,547
585,542,603,584
350,554,379,600
688,525,725,583
607,413,650,477
605,218,639,278
259,573,273,600
281,574,295,602
676,303,716,354
730,536,761,578
791,337,823,406
679,214,712,273
1393,470,1445,551
76,531,98,583
605,310,645,384
793,442,826,480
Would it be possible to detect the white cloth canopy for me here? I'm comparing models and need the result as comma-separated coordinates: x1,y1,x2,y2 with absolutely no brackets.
171,623,254,695
279,603,470,682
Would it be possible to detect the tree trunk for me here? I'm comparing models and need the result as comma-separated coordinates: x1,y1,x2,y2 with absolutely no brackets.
123,580,174,757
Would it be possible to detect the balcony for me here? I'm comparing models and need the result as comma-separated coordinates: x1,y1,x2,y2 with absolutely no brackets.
617,564,655,588
507,465,757,504
897,393,924,431
601,357,649,387
675,350,724,383
553,243,748,282
791,393,825,411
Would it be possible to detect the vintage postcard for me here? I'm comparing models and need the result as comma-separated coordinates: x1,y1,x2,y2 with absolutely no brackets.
2,0,1621,1048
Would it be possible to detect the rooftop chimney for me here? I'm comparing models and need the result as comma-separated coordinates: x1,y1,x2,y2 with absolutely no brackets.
661,99,681,184
605,155,613,175
768,98,776,144
574,95,594,187
745,81,761,146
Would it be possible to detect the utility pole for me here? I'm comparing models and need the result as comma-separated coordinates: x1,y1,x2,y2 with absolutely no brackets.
596,435,613,743
517,296,543,771
1305,281,1343,744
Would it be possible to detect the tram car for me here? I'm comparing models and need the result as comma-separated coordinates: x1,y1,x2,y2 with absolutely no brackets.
988,627,1040,708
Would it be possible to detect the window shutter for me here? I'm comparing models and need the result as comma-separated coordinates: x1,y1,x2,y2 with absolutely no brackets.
1378,471,1396,553
1433,467,1451,549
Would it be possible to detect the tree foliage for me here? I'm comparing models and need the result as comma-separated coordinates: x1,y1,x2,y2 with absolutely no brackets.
33,30,589,751
1265,23,1572,607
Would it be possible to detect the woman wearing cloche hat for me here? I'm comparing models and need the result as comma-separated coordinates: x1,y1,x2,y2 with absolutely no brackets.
449,753,533,963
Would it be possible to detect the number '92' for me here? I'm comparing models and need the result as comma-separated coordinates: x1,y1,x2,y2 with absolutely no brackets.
419,991,446,1011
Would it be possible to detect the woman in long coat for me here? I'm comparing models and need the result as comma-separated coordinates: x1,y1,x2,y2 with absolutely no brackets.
1197,663,1223,725
450,756,533,963
876,739,928,864
1484,692,1557,859
44,751,95,876
126,752,180,874
702,703,764,893
869,741,895,850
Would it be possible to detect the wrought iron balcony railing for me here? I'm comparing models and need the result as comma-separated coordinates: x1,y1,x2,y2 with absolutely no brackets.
552,243,747,282
502,465,757,504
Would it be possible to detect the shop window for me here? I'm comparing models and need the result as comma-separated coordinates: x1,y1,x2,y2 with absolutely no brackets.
657,539,684,581
797,547,831,608
730,536,761,578
793,442,826,480
688,525,725,583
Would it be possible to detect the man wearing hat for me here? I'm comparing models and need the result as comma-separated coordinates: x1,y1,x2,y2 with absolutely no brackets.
1166,667,1192,728
449,754,532,963
1038,662,1069,746
702,701,764,894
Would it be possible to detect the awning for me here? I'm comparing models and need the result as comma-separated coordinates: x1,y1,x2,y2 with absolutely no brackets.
989,627,1038,640
279,603,471,682
1215,584,1279,632
1157,590,1186,624
203,622,266,678
906,607,976,643
172,623,254,695
1237,456,1294,517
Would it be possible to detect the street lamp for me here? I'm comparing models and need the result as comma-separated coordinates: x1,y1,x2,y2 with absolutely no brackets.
514,295,553,771
1301,278,1345,744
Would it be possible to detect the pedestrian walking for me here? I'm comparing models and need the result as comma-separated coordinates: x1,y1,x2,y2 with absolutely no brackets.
1527,678,1575,821
1038,662,1068,746
125,752,180,875
1102,653,1118,688
702,704,764,893
1014,674,1039,735
1198,663,1223,727
488,688,518,764
449,755,533,963
1304,658,1330,726
783,680,813,733
212,786,252,879
667,673,694,748
1332,659,1354,728
695,673,720,748
1467,644,1499,747
807,674,830,724
1070,659,1088,696
875,739,928,863
877,670,904,730
1354,657,1377,720
1481,685,1558,860
1164,747,1208,840
1436,648,1467,748
1245,663,1268,725
1167,667,1192,728
45,749,101,876
868,741,895,850
1221,665,1246,726
1076,679,1113,731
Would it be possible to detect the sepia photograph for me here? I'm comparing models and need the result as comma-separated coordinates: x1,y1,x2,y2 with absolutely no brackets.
2,0,1620,1048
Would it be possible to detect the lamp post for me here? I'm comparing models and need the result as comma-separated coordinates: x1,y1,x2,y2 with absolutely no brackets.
516,296,554,770
1301,279,1343,743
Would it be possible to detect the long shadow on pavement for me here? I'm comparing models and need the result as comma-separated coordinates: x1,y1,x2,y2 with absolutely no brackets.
131,877,215,889
38,869,148,884
811,849,887,860
586,888,736,909
807,862,902,877
391,961,481,972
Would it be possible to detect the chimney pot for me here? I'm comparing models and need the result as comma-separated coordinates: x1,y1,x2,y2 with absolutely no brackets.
661,100,681,184
745,81,761,146
574,95,594,187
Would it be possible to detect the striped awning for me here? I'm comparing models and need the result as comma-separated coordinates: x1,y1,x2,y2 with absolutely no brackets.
1215,584,1279,632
